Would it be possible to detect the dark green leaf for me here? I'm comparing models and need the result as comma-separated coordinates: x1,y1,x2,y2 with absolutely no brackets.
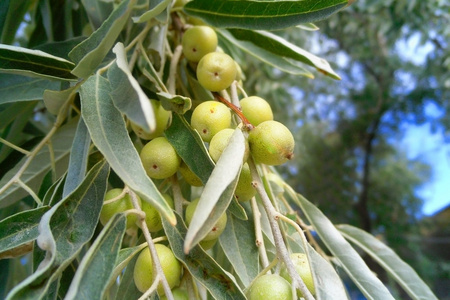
184,0,348,30
132,0,171,23
79,74,175,224
80,0,113,29
114,252,142,300
162,213,246,299
338,224,439,300
0,206,50,257
157,91,192,114
0,44,77,81
0,0,31,44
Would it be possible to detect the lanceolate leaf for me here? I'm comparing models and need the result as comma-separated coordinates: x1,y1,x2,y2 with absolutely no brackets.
43,84,79,115
79,73,175,224
294,193,395,300
338,224,439,300
6,160,109,300
65,213,127,300
132,0,171,23
162,213,246,300
69,0,136,78
0,206,50,257
184,0,348,30
228,29,341,80
184,129,245,252
0,44,77,81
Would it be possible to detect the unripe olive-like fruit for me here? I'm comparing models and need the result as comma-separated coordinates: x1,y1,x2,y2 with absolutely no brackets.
131,100,171,140
100,188,141,229
199,237,218,250
280,253,316,296
182,26,218,63
185,198,227,241
234,163,256,202
179,161,203,187
133,244,181,295
141,194,174,232
140,137,181,179
160,288,189,300
208,128,249,163
240,96,273,126
248,120,295,166
197,52,237,92
191,101,231,142
248,274,292,300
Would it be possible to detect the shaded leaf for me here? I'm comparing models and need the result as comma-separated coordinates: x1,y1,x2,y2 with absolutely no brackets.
114,251,142,300
65,213,127,300
79,73,175,224
162,213,246,299
338,224,438,300
157,91,192,114
132,0,171,23
43,83,79,115
80,0,113,30
184,0,348,30
0,44,77,81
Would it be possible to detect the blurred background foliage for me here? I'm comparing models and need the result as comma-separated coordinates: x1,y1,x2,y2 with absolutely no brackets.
244,0,449,298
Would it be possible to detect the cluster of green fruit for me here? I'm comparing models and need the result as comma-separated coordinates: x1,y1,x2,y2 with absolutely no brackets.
97,12,307,299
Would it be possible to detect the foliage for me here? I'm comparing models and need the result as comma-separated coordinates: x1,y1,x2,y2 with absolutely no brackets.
0,0,440,299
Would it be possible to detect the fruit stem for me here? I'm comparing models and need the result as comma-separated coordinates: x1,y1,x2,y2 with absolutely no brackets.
213,92,254,130
248,159,316,300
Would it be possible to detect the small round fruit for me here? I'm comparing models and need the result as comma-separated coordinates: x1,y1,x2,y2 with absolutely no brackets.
190,101,231,142
199,238,218,250
208,128,249,163
182,26,218,63
133,244,182,295
248,274,292,300
248,120,295,166
281,253,315,296
100,188,141,229
140,137,181,179
197,52,237,92
179,161,203,187
141,194,174,232
234,163,256,202
240,96,273,126
185,198,227,241
131,100,171,140
160,288,189,300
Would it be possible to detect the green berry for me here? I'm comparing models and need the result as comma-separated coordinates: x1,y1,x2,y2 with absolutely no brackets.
234,163,256,202
248,120,295,166
190,101,231,142
141,194,174,232
281,253,316,296
160,288,189,300
182,26,218,63
197,52,237,92
208,128,249,163
100,188,141,229
185,198,227,241
133,244,182,295
131,100,171,140
179,161,203,186
248,274,292,300
240,96,273,126
140,137,181,179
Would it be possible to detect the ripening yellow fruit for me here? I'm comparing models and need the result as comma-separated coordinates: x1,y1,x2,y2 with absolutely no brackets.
280,253,316,297
190,101,231,142
130,100,171,140
197,52,237,92
208,128,249,163
248,274,292,300
234,163,256,202
182,26,218,63
100,188,141,229
141,194,174,232
239,96,273,126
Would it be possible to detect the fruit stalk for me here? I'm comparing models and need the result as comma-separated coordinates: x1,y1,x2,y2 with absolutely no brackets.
213,92,254,129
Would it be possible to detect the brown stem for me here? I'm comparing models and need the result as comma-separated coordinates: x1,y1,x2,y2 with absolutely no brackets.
212,92,254,130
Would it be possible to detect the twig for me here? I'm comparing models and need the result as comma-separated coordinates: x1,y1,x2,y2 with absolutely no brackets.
167,44,183,94
0,137,30,155
250,197,270,269
170,175,184,215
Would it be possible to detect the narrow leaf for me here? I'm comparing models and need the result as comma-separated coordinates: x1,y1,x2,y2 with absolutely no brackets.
114,252,142,300
0,44,76,81
184,129,245,252
184,0,348,30
79,74,175,224
132,0,171,23
162,213,246,299
80,0,113,29
65,213,127,300
157,91,192,114
294,194,395,300
338,224,438,300
228,29,341,80
108,42,155,133
43,84,79,115
0,206,50,257
69,0,136,78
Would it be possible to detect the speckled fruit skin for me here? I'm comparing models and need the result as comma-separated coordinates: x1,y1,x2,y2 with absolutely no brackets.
234,163,256,202
133,244,181,295
182,26,218,63
185,198,227,241
208,128,249,163
240,96,273,126
197,52,237,92
141,194,174,232
248,120,295,166
179,161,203,186
131,100,171,140
140,137,181,179
100,188,141,229
190,101,231,142
281,253,316,297
248,274,292,300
